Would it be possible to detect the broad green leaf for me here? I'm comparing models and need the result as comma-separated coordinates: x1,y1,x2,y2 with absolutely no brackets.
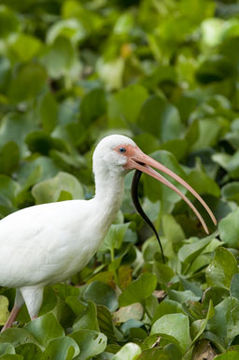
187,168,220,197
119,273,157,306
151,313,191,352
39,92,58,134
15,343,42,360
0,329,38,347
195,55,233,84
0,142,19,176
214,351,239,360
0,355,23,359
0,343,15,355
0,297,9,326
152,299,184,323
191,300,214,344
0,113,36,156
8,63,47,103
138,96,182,142
80,88,106,127
143,150,187,206
219,208,239,248
83,281,118,311
41,36,76,79
25,313,64,347
168,289,200,303
108,84,148,128
206,247,238,289
69,329,107,360
230,274,239,300
162,214,185,248
25,131,66,156
139,346,181,360
222,182,239,204
97,57,124,91
97,305,118,342
70,300,99,332
207,297,239,347
41,336,79,360
32,171,84,204
47,19,86,44
112,343,141,360
153,262,174,285
113,303,144,324
178,236,213,265
9,34,42,62
0,6,19,38
100,223,129,253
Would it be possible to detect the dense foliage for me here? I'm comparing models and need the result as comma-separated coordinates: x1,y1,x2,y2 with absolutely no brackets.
1,0,239,359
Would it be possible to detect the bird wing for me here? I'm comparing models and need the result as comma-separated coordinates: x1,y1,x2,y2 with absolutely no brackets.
0,200,95,287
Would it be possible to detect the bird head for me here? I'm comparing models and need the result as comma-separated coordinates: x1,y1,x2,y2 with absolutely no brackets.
93,134,217,234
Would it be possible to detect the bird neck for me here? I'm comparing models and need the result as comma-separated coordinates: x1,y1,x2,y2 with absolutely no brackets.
93,169,125,228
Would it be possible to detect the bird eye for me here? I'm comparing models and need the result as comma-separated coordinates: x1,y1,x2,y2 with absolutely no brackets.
119,147,126,153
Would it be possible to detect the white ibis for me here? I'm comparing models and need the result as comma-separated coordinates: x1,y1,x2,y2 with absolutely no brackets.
0,134,216,331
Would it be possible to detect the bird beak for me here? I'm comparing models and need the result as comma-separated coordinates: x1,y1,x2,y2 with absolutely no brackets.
125,147,217,234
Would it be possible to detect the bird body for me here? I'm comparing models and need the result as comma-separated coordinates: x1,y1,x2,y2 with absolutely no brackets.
0,134,216,330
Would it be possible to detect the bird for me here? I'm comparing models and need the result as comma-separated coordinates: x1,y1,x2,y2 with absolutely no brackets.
0,134,217,331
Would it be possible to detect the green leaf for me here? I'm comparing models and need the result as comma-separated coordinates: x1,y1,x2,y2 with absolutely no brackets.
230,274,239,300
187,167,220,197
32,171,84,204
143,150,187,206
219,208,239,248
83,281,118,311
214,351,239,360
8,63,47,103
100,223,129,253
0,355,23,359
0,5,19,38
0,329,38,347
41,36,76,79
25,313,64,347
0,113,36,156
9,34,42,62
111,343,141,360
108,84,148,128
15,343,42,360
0,343,15,356
0,296,9,326
0,142,19,176
119,273,157,306
192,300,214,344
205,247,238,289
41,336,79,360
113,303,144,324
97,305,118,342
70,300,99,332
178,236,213,266
80,88,106,127
152,299,184,323
151,313,191,353
69,329,107,360
138,95,182,142
47,18,86,44
153,262,174,285
162,214,185,248
195,55,233,84
207,297,239,347
39,92,58,133
222,182,239,204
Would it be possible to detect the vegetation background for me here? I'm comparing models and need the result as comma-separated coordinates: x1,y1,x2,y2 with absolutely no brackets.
0,0,239,359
